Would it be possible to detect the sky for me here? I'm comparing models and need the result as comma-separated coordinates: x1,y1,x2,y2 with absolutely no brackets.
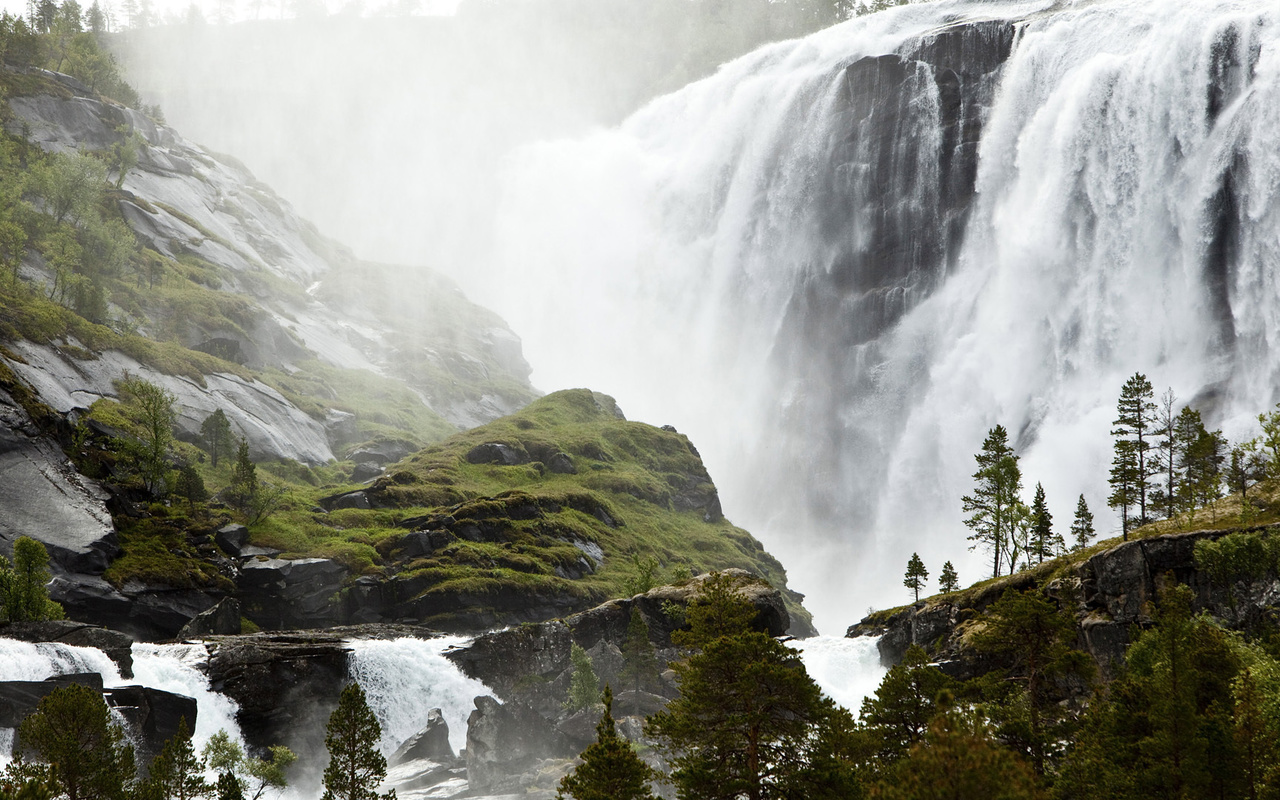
0,0,459,27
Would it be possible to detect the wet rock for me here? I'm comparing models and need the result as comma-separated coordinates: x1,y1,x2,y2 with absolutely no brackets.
465,442,529,466
178,597,242,638
215,524,250,556
320,490,372,511
466,695,573,794
238,558,349,630
0,673,105,728
104,685,198,770
390,707,455,765
0,620,134,678
348,439,417,465
351,461,384,482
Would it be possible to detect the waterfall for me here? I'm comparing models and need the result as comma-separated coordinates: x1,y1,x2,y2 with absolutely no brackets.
793,635,886,714
128,644,246,746
483,0,1280,630
346,636,494,755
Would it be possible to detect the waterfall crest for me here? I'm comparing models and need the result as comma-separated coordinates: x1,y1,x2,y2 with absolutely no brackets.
484,0,1280,629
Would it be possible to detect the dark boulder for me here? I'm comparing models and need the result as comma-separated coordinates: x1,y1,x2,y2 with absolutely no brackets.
215,524,250,556
351,462,384,482
320,490,373,511
545,452,576,475
390,707,455,766
238,558,349,630
464,442,529,466
0,673,104,728
347,439,416,465
178,597,242,638
104,685,198,770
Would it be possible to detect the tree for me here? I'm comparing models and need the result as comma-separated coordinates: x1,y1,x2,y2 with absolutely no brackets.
962,425,1022,578
1110,373,1157,535
1259,404,1280,480
556,686,655,800
201,729,294,800
0,536,63,622
118,375,176,497
1108,438,1139,540
18,683,135,800
619,607,659,715
1180,420,1225,515
142,718,209,800
321,683,393,800
971,589,1093,774
938,561,959,593
1152,388,1179,519
173,464,207,513
1028,483,1060,563
860,644,954,764
1069,494,1095,551
903,553,928,603
564,643,601,712
1227,440,1267,517
229,438,256,510
200,409,235,468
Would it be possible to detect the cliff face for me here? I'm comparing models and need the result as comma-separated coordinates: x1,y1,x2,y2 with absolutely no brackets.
848,527,1280,682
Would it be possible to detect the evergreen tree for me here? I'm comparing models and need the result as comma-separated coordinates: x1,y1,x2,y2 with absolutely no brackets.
18,683,135,800
229,438,256,512
903,553,928,603
556,686,655,800
321,684,393,800
1110,373,1157,535
143,718,209,800
200,409,234,469
1069,494,1095,551
564,644,601,712
962,425,1022,579
214,773,244,800
938,561,959,593
173,464,206,513
1152,388,1179,519
1029,482,1059,563
1259,403,1280,480
1227,440,1267,516
860,644,954,764
1179,420,1225,514
0,536,63,622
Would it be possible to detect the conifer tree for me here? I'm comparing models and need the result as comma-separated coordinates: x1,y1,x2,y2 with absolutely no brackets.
229,438,256,512
860,644,954,763
1153,388,1179,519
564,644,600,713
1029,483,1059,563
938,561,959,594
619,608,659,715
200,409,235,468
1070,494,1095,551
556,686,655,800
321,684,393,800
962,425,1021,578
903,553,928,603
18,683,135,800
1110,373,1157,536
144,718,209,800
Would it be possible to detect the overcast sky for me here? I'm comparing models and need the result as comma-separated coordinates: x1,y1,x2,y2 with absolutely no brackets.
0,0,458,27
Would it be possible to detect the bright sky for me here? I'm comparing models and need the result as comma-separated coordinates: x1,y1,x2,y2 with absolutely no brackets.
0,0,459,27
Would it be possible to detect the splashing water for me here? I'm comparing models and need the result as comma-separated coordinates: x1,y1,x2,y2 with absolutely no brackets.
125,644,246,749
484,0,1280,630
0,639,124,683
346,637,495,755
792,635,886,715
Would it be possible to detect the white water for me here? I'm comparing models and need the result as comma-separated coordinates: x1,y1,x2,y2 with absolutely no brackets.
128,644,246,748
792,634,886,715
483,0,1280,631
346,637,495,755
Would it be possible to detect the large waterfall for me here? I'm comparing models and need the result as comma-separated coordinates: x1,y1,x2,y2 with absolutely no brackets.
481,0,1280,630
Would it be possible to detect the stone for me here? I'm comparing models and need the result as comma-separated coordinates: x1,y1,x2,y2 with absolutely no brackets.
0,620,134,679
545,452,576,474
390,708,455,765
215,524,250,556
178,597,242,638
104,685,198,769
320,490,373,511
464,442,529,466
351,461,384,482
238,558,349,629
347,439,417,465
0,673,105,727
465,695,573,794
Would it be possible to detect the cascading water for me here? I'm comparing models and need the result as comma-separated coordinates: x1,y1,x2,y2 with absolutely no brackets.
346,636,493,756
482,0,1280,631
793,635,887,714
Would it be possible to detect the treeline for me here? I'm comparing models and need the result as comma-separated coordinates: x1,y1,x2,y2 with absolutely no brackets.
1,2,142,108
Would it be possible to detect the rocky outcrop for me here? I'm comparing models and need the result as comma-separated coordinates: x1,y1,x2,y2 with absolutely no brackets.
390,708,455,765
238,558,349,630
465,695,573,795
847,527,1277,682
0,620,134,678
178,597,242,638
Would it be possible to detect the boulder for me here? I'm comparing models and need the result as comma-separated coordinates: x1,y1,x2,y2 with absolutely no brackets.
178,597,242,638
215,524,250,556
0,673,104,728
545,452,576,475
238,558,349,630
390,707,455,766
104,685,198,769
465,695,573,794
320,490,372,511
464,442,528,466
351,461,384,482
347,439,417,465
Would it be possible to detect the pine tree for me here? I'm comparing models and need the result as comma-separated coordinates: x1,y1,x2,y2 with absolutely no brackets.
556,686,655,800
1153,388,1179,519
200,409,235,469
229,438,256,513
860,644,954,763
173,464,207,513
962,425,1022,579
1110,373,1157,536
1029,483,1058,563
903,553,928,603
321,684,393,800
564,644,601,713
18,683,135,800
619,608,659,716
144,718,209,800
1070,495,1095,551
938,561,959,593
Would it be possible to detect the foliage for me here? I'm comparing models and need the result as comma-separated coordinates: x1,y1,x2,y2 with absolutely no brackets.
938,561,959,593
1068,494,1095,551
321,683,393,800
860,644,954,765
116,375,176,496
201,729,295,800
619,607,659,711
1109,373,1157,535
140,718,209,800
200,409,235,468
556,685,655,800
17,683,135,800
564,643,601,712
623,553,659,596
1028,483,1061,564
0,536,64,622
963,425,1022,578
903,553,927,603
173,463,207,512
